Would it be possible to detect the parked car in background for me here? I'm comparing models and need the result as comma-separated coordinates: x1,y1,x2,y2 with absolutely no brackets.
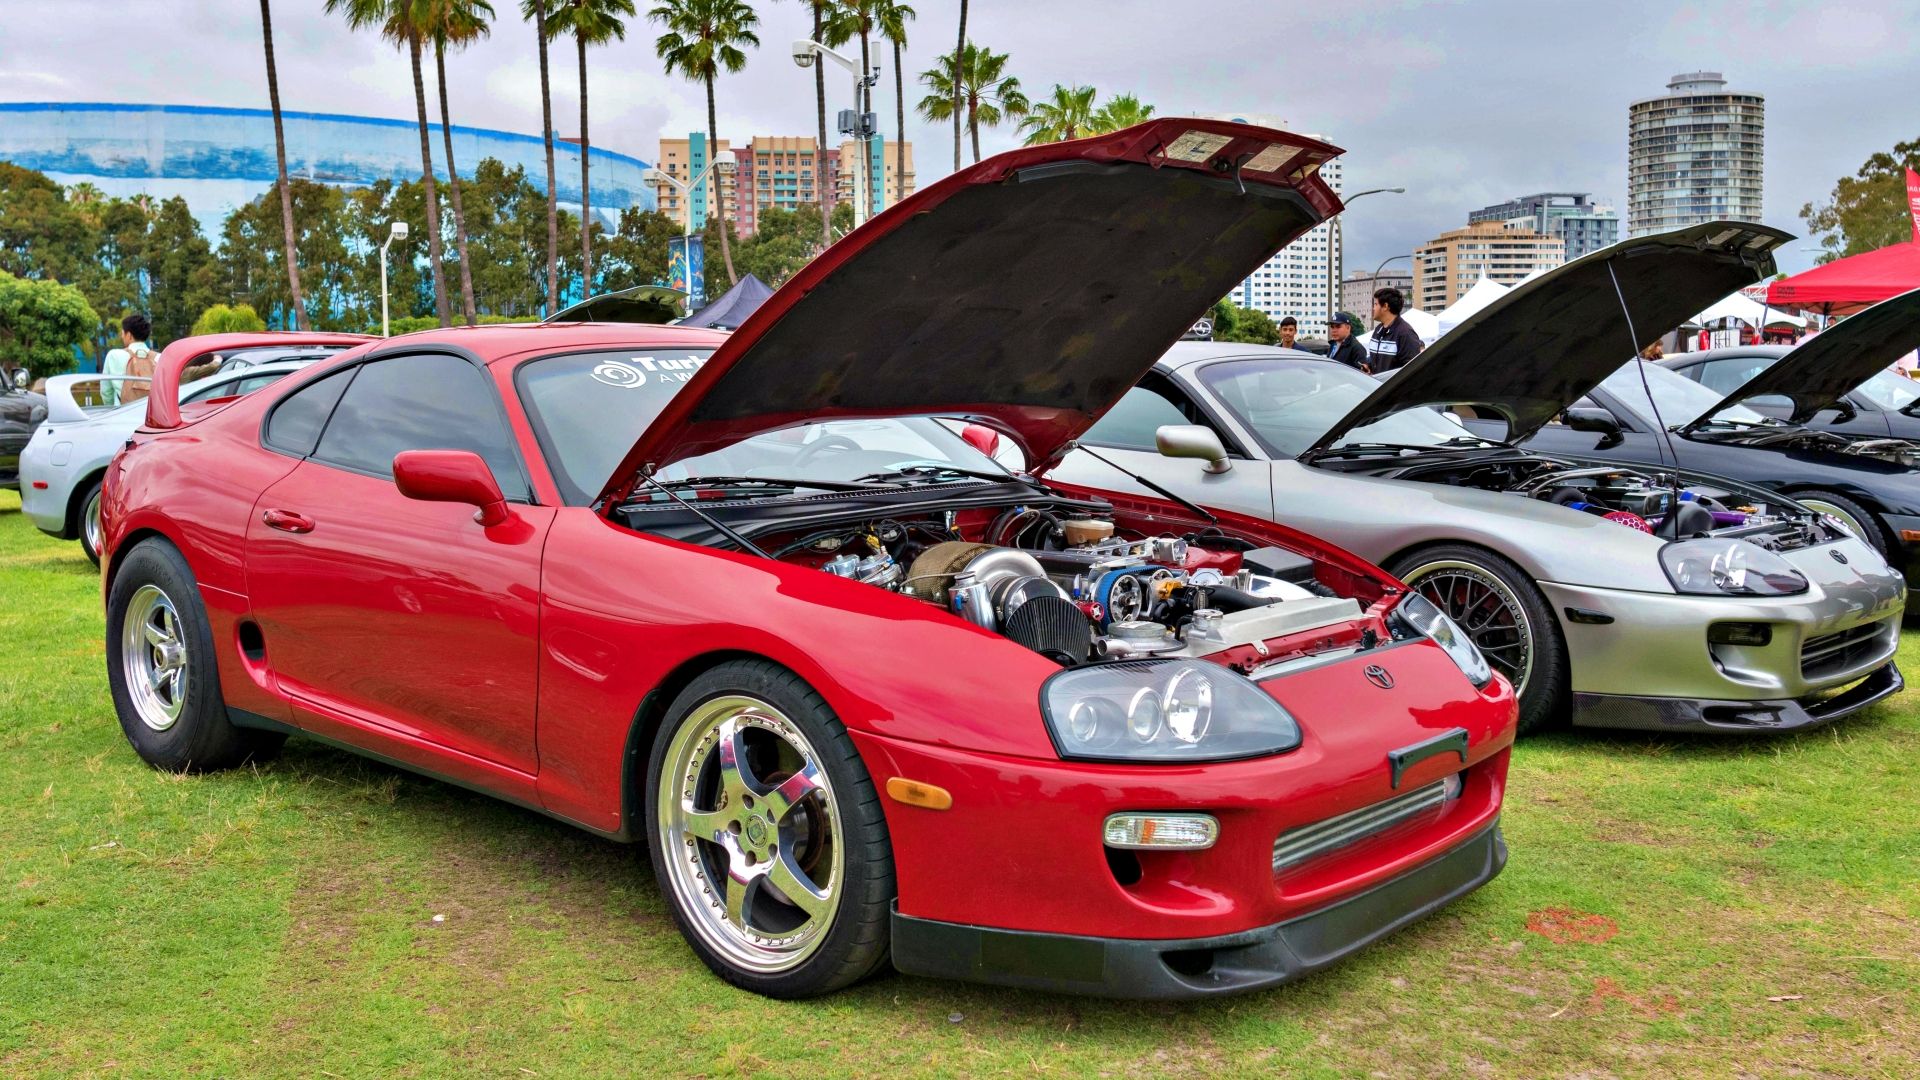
1049,223,1907,734
99,122,1517,1000
2,379,48,491
20,333,369,563
1657,288,1920,443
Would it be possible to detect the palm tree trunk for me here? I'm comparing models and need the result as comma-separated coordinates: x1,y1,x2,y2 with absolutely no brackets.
259,0,308,330
859,31,876,217
892,37,905,204
707,75,736,282
969,99,981,163
813,5,830,248
577,31,593,291
436,39,477,325
409,35,451,326
952,0,966,172
536,2,559,317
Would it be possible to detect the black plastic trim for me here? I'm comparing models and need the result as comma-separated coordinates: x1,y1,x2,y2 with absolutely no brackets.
1569,661,1902,733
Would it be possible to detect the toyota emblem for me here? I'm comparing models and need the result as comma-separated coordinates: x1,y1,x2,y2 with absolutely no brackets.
1830,549,1849,565
1364,665,1394,689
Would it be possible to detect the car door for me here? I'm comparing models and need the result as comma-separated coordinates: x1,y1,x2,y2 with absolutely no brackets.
1046,372,1274,519
244,352,555,784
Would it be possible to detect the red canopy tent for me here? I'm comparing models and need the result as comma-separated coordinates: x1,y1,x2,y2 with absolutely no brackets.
1767,241,1920,315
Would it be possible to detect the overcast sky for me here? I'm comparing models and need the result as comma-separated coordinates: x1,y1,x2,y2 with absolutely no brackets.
3,0,1916,276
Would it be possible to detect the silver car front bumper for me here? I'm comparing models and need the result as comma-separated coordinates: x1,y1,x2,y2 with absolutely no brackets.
1539,535,1906,733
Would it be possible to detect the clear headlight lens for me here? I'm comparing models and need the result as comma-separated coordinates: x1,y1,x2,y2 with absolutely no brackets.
1042,659,1300,763
1659,539,1809,596
1391,592,1493,687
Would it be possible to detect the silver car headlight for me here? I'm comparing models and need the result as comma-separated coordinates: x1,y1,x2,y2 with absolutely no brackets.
1659,539,1809,596
1042,659,1301,763
1391,592,1493,687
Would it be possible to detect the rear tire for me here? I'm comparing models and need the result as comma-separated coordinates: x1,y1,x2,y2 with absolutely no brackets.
76,478,103,567
1389,544,1567,735
105,538,284,771
644,659,895,998
1793,490,1886,554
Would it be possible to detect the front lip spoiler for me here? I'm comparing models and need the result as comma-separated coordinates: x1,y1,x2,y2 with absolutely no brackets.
889,821,1506,999
1570,661,1903,734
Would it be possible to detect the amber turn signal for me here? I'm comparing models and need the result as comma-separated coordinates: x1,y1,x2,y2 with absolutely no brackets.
886,777,953,810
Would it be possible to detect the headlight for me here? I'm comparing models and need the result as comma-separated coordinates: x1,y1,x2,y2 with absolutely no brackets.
1042,659,1300,763
1391,592,1493,687
1659,539,1808,596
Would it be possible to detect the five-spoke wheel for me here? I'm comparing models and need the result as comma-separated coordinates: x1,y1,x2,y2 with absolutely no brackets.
121,584,189,732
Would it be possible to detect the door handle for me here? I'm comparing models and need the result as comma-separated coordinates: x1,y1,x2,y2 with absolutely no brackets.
262,508,316,534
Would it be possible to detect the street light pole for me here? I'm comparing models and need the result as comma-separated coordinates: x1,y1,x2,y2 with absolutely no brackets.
1366,252,1414,329
1327,186,1405,327
380,219,409,337
644,158,737,306
793,38,875,226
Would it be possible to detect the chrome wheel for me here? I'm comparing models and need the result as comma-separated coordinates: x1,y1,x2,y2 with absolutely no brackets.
657,695,842,975
83,485,103,558
1403,559,1535,694
121,584,188,731
1800,498,1871,544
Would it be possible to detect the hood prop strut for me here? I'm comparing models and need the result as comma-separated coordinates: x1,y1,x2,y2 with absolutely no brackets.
1607,260,1686,535
1070,442,1218,525
633,468,773,559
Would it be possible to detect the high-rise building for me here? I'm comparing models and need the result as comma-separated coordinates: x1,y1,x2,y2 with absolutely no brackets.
1342,268,1412,318
1469,192,1620,261
1413,220,1563,312
1628,72,1764,236
1216,115,1343,337
729,136,835,235
656,134,735,232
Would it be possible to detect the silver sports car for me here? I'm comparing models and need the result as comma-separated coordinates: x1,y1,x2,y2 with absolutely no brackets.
1047,222,1906,733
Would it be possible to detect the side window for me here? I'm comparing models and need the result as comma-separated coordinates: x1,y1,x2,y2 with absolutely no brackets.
1084,374,1223,452
186,373,284,405
264,368,354,457
311,354,530,501
1693,357,1771,395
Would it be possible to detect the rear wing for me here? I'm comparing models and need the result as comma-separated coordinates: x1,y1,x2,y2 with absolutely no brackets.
43,374,149,425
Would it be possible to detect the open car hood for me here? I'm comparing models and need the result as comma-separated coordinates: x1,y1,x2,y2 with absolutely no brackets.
547,285,686,324
1304,222,1791,456
1689,285,1920,426
599,119,1342,504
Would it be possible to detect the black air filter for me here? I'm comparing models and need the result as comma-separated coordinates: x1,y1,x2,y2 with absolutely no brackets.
1004,596,1093,667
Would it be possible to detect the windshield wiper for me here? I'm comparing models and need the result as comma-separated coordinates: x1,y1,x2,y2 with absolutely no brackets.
851,464,1021,485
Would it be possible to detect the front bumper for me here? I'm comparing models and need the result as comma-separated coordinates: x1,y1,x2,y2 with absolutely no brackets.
1571,660,1902,733
892,821,1506,998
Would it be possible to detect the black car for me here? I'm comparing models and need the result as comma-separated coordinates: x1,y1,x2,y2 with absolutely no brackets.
1504,290,1920,574
1,378,49,491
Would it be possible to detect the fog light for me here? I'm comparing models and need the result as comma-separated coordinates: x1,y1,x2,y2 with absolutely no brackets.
1103,813,1219,850
1708,622,1772,646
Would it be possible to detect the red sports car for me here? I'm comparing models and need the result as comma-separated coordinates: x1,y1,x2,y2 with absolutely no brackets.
101,120,1515,999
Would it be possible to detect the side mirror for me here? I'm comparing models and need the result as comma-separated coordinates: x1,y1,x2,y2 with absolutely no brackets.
393,449,511,526
1563,406,1624,449
8,367,27,391
1830,397,1858,422
960,423,1001,457
1155,424,1231,474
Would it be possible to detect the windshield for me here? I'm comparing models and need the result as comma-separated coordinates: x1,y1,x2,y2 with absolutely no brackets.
516,348,1012,504
1855,368,1920,411
1196,357,1477,457
1601,360,1766,428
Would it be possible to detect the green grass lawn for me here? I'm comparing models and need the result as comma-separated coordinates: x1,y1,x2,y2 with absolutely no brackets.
2,486,1916,1078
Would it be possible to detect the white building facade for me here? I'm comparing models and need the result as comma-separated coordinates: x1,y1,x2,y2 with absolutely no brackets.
1627,72,1765,236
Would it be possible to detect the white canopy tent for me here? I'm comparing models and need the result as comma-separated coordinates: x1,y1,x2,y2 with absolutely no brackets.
1435,277,1511,335
1691,291,1807,330
1400,306,1442,344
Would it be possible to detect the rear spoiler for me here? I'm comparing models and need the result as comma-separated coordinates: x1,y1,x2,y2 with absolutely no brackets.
44,374,149,424
143,332,376,429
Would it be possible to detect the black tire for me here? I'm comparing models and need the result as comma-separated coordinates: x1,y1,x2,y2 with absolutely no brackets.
644,659,894,998
75,477,103,567
1791,490,1887,554
1388,543,1568,735
105,538,285,771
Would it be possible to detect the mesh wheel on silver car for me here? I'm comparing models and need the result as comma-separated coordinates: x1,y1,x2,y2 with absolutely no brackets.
1390,543,1567,734
645,659,895,998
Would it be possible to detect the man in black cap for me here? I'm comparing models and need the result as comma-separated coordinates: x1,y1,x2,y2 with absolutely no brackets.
1325,311,1370,371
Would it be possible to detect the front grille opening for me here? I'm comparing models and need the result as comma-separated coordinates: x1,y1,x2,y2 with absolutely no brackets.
1801,620,1892,680
1161,947,1215,977
1104,846,1142,887
1272,776,1459,873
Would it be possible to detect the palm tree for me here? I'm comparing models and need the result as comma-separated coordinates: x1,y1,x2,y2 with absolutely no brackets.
951,0,964,172
326,0,453,325
1089,92,1154,134
428,0,494,325
553,0,636,290
797,1,852,248
1018,84,1098,146
877,0,914,206
258,0,309,330
916,43,1026,163
521,0,561,316
841,1,881,219
650,0,759,283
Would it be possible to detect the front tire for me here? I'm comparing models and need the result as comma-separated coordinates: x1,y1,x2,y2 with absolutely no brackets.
1389,544,1567,735
105,538,284,771
645,660,895,998
1793,490,1886,554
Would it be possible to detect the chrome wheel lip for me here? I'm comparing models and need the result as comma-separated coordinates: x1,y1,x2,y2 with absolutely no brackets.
83,486,103,556
1402,559,1536,694
1799,499,1870,544
121,584,188,732
657,694,843,975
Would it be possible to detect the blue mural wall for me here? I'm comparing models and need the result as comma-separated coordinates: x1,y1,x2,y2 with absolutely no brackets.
0,102,656,237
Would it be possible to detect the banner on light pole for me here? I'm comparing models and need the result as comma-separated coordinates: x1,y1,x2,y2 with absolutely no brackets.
668,235,707,308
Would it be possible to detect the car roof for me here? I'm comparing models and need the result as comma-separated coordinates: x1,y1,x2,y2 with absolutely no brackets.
1663,345,1794,367
1155,340,1328,373
366,321,733,363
